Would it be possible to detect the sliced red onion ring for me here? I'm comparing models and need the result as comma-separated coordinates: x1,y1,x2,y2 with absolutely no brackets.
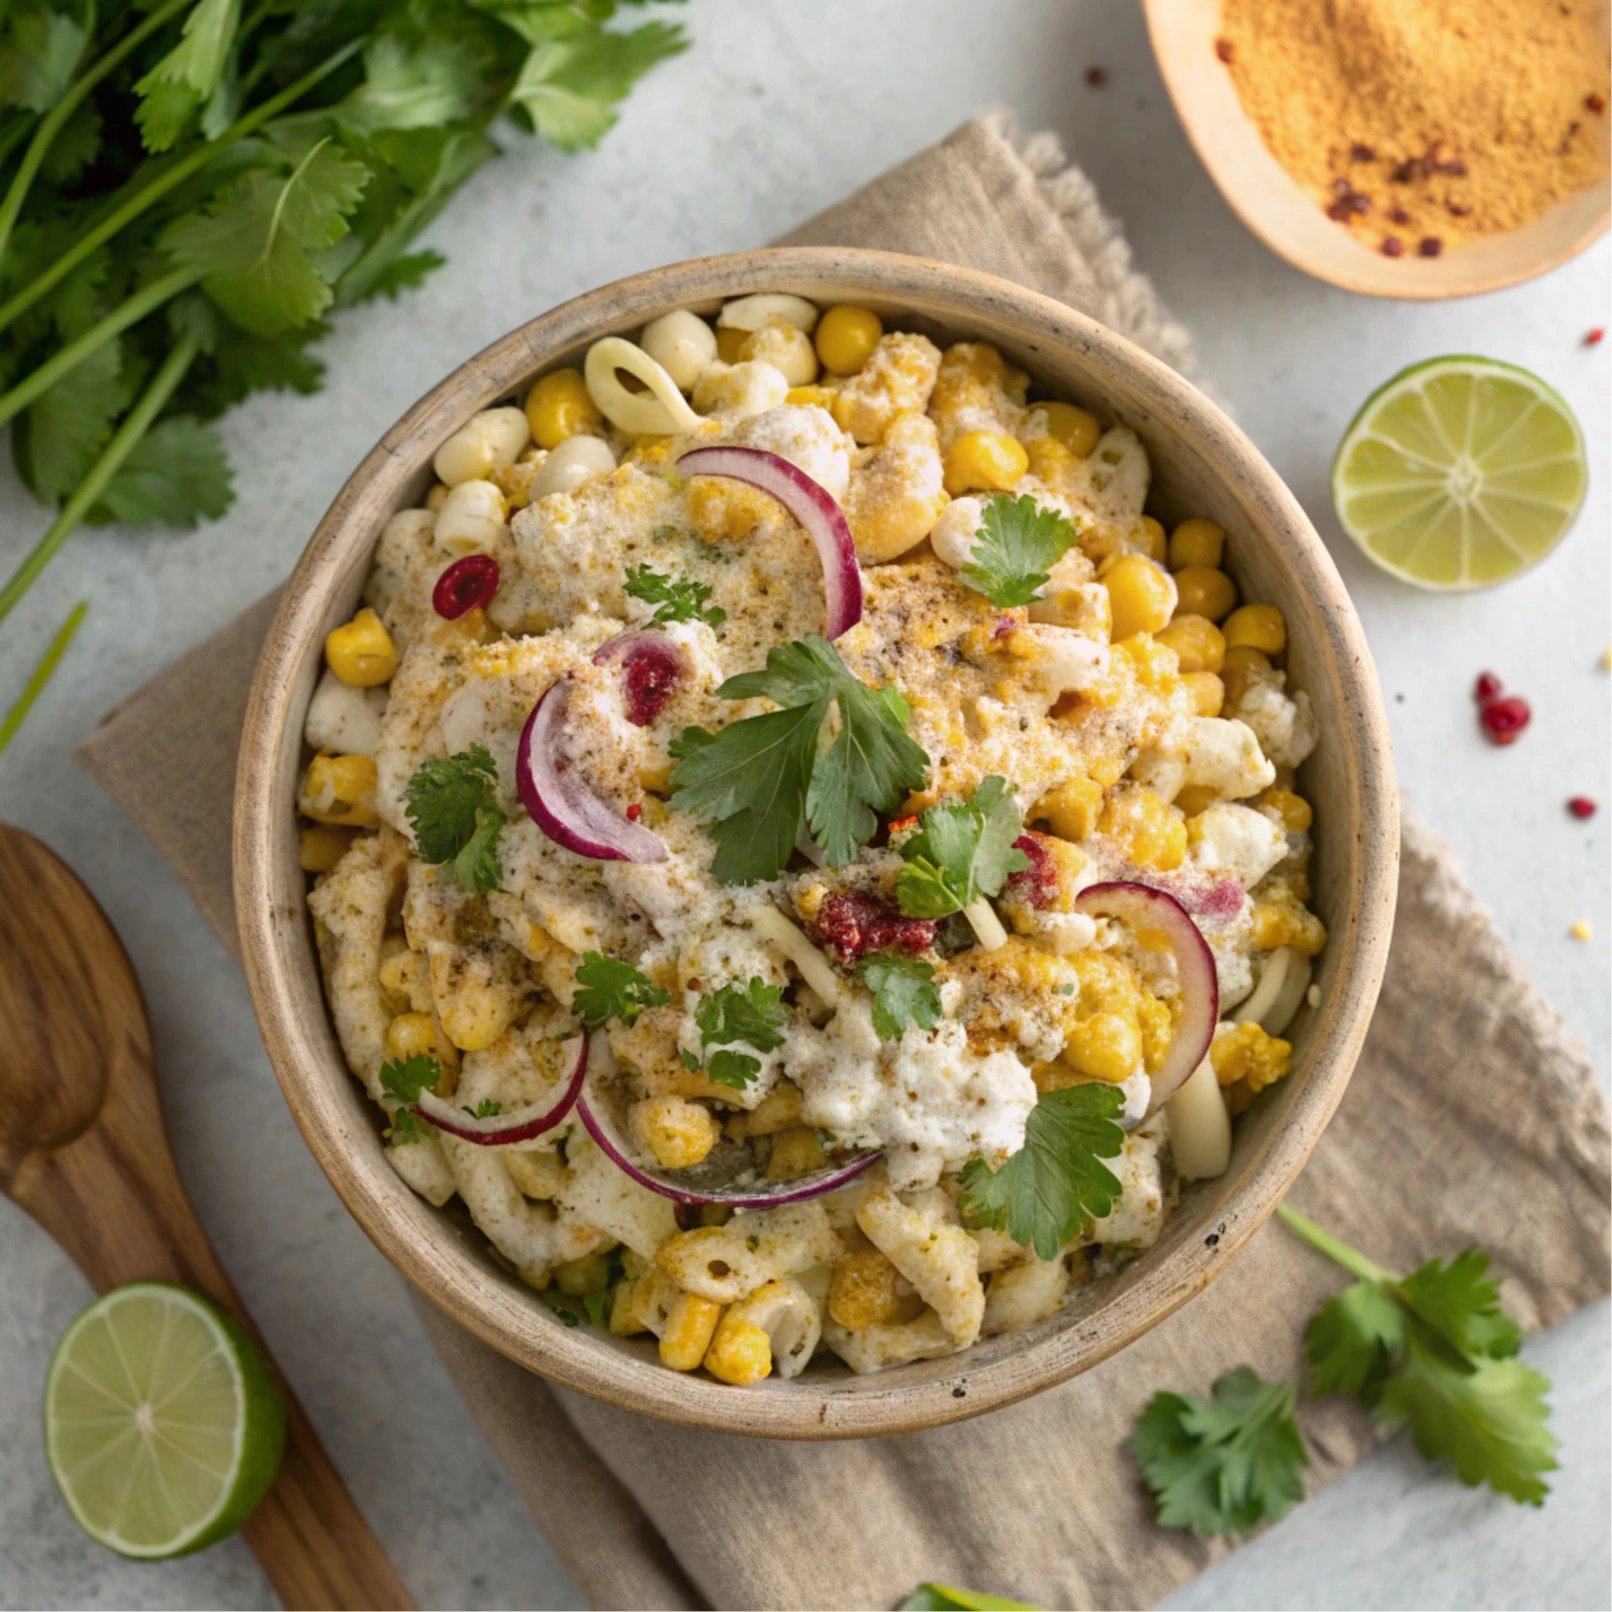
410,1035,588,1146
593,629,690,727
1074,880,1219,1112
432,553,500,619
675,446,863,638
576,1061,878,1208
516,679,668,862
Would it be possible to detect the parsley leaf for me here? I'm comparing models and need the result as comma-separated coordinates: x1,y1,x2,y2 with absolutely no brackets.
624,564,725,628
573,952,670,1031
693,977,787,1090
361,249,447,302
380,1053,441,1107
957,493,1079,608
958,1083,1125,1260
669,637,929,883
896,776,1028,919
404,745,505,892
385,1107,428,1146
338,33,482,135
134,0,241,152
1129,1368,1309,1537
87,417,234,528
0,6,87,114
14,338,137,505
855,953,943,1041
706,1049,762,1091
508,20,688,151
467,1098,503,1118
1281,1207,1558,1505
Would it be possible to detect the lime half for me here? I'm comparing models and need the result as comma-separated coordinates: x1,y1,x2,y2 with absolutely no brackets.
1332,356,1587,590
44,1282,286,1559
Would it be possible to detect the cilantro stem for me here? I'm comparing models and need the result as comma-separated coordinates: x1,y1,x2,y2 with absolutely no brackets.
0,334,199,631
1276,1205,1395,1285
0,35,367,340
0,0,193,267
0,600,88,758
0,264,200,431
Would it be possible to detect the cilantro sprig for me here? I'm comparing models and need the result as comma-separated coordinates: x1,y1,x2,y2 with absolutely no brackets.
625,564,726,628
379,1052,440,1144
404,745,505,893
683,977,788,1090
669,636,930,884
957,494,1079,608
1279,1206,1557,1505
573,952,670,1032
896,776,1028,919
957,1082,1126,1260
1129,1368,1309,1537
855,952,943,1041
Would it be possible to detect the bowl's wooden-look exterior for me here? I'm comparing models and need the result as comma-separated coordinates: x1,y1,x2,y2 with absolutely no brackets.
1144,0,1610,301
235,248,1398,1438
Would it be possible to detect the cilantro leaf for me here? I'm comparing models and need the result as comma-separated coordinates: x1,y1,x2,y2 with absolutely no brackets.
896,776,1028,919
508,20,688,152
706,1049,762,1091
380,1053,441,1106
1398,1248,1523,1362
14,338,137,504
669,637,929,884
1129,1368,1309,1537
467,1098,503,1118
958,1082,1125,1260
855,952,942,1040
1304,1279,1406,1400
404,745,505,892
88,417,234,528
338,33,483,135
360,250,447,303
688,977,787,1091
0,5,87,113
583,1288,611,1328
573,952,669,1031
624,565,725,627
385,1107,428,1146
957,493,1079,608
134,0,241,152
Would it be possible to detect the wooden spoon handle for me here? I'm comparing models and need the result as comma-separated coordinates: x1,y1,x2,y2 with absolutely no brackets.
13,1089,414,1610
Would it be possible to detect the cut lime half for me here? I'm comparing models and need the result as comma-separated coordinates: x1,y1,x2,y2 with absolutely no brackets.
44,1282,286,1559
1332,356,1587,590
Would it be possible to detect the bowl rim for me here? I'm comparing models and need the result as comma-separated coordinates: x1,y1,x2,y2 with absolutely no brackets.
234,245,1399,1438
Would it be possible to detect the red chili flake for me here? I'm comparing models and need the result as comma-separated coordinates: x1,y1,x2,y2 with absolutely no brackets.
1480,695,1531,745
1214,36,1235,62
1005,833,1058,910
1586,328,1606,347
626,802,643,822
1381,236,1404,257
431,554,500,619
1568,796,1598,819
1587,94,1607,114
1349,143,1376,162
1418,236,1444,257
1389,206,1411,225
1085,66,1107,86
1474,670,1503,704
813,891,935,965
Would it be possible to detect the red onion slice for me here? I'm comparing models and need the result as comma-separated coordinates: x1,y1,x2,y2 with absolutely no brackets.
593,629,690,727
676,446,862,638
432,554,500,619
1074,880,1219,1112
516,679,669,862
576,1062,878,1208
410,1035,588,1146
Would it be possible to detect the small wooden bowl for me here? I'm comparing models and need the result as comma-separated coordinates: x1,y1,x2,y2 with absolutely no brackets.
235,248,1399,1438
1144,0,1611,300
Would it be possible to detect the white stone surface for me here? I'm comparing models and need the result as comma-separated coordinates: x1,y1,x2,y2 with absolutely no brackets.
0,2,1605,1607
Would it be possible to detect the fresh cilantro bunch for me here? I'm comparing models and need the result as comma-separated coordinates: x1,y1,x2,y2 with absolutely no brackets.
854,952,942,1041
957,494,1079,608
0,0,689,752
957,1082,1125,1260
896,776,1028,919
668,636,930,884
1280,1205,1557,1505
684,976,788,1090
404,744,505,892
624,564,725,628
1129,1368,1309,1537
572,952,670,1031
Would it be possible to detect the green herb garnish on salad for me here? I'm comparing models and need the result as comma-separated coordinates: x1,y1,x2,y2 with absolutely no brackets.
404,745,505,892
855,952,943,1041
895,775,1028,919
957,493,1079,608
625,564,726,628
690,977,788,1090
573,952,670,1031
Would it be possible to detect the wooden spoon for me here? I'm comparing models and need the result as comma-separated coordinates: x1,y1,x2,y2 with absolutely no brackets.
0,825,413,1611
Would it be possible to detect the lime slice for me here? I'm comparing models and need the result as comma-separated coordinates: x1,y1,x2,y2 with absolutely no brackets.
1332,356,1587,590
44,1282,286,1559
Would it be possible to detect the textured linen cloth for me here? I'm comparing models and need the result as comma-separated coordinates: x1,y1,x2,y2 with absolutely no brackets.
78,116,1611,1612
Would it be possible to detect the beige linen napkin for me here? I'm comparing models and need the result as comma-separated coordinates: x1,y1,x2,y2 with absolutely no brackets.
78,116,1610,1612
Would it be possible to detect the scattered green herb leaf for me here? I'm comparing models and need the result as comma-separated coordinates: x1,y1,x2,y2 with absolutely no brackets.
573,952,670,1031
957,493,1079,608
625,563,726,627
404,744,505,892
855,952,943,1040
896,776,1028,919
379,1053,440,1107
691,977,787,1090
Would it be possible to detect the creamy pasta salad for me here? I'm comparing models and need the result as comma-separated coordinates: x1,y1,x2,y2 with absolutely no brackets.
300,293,1324,1384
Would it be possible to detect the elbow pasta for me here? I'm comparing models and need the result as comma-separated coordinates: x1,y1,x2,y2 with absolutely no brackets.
305,290,1326,1384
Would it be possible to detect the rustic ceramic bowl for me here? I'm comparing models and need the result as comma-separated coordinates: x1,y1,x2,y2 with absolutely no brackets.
1144,0,1611,300
235,247,1399,1438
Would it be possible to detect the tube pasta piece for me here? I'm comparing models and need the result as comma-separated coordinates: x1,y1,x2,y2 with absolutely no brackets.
584,337,700,435
654,1202,842,1303
855,1186,985,1347
982,1254,1070,1336
1166,1055,1232,1182
556,1132,679,1258
440,1136,604,1282
505,1145,570,1201
724,1277,823,1379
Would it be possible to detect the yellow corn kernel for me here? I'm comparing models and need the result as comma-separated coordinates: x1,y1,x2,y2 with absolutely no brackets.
1063,1011,1143,1083
1174,784,1219,820
324,607,397,687
1140,515,1168,564
524,368,603,450
1025,436,1075,487
555,1249,613,1298
299,752,379,828
716,325,747,364
1025,400,1101,458
786,383,839,410
506,1148,567,1201
724,1080,804,1139
1250,899,1328,956
1182,670,1225,718
1210,1021,1292,1094
659,1292,724,1371
814,304,883,375
1117,632,1183,694
1071,948,1142,1017
1035,776,1104,842
1101,553,1177,640
1221,644,1273,707
1168,517,1226,571
1173,565,1238,623
943,429,1030,496
631,1095,721,1170
1099,785,1187,871
1137,992,1177,1074
703,1315,772,1385
1260,786,1313,833
385,1011,438,1062
1156,612,1226,674
297,823,353,873
765,1126,826,1181
1223,602,1286,656
1571,918,1593,942
827,1250,917,1329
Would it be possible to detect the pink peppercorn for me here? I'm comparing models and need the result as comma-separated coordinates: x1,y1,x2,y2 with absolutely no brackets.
1474,670,1503,704
1568,797,1597,820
